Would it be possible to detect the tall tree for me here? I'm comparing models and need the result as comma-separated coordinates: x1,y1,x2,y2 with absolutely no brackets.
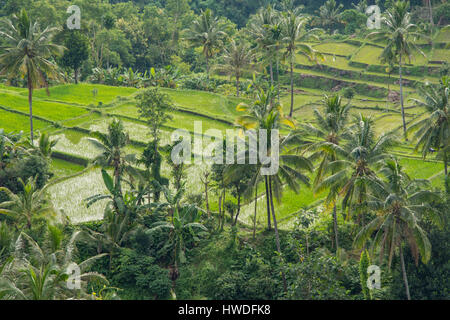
282,11,322,117
354,158,443,300
301,94,351,252
317,115,395,225
184,9,226,79
0,9,64,144
369,1,426,140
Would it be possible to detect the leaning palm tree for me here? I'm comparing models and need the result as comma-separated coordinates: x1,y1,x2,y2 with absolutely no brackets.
368,1,427,140
282,11,322,117
301,94,351,252
408,76,449,175
219,40,254,97
0,177,55,229
0,9,64,144
183,9,227,79
316,115,396,225
354,158,443,300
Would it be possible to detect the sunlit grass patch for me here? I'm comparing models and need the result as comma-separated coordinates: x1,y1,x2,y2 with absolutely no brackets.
313,42,358,56
0,91,87,121
31,84,137,105
0,108,52,133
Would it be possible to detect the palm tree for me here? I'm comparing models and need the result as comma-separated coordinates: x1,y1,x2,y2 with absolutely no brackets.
318,0,343,32
409,76,449,176
0,177,55,229
183,9,226,79
248,5,279,87
354,158,443,300
229,86,312,293
282,12,322,117
88,119,137,193
317,115,395,225
0,229,107,300
148,185,207,284
0,9,64,144
301,94,351,252
368,1,426,140
219,40,254,97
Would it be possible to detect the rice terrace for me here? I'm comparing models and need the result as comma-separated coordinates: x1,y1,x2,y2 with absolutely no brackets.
0,0,449,303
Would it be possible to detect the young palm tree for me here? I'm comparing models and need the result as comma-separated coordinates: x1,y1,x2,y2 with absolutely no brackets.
0,177,55,229
301,94,351,252
316,115,395,225
409,76,449,175
368,1,426,140
183,9,226,79
88,119,137,193
282,11,322,117
148,185,207,284
354,158,443,300
0,229,107,300
219,40,254,97
0,9,64,144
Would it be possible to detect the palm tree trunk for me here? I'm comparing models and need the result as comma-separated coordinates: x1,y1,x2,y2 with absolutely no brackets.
205,54,210,80
429,0,434,27
74,68,79,84
276,55,280,103
333,203,339,253
399,55,408,141
289,61,294,117
399,245,411,300
387,72,391,109
27,71,34,144
269,61,274,87
444,150,448,176
236,74,240,97
253,185,258,240
268,176,287,293
205,180,210,218
233,193,241,226
264,176,272,231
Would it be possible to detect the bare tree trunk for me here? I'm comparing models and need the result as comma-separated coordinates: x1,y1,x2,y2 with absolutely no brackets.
399,245,411,300
253,185,258,240
429,0,434,27
290,61,294,117
333,203,339,253
399,55,408,141
264,176,272,231
27,71,34,144
268,177,287,294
